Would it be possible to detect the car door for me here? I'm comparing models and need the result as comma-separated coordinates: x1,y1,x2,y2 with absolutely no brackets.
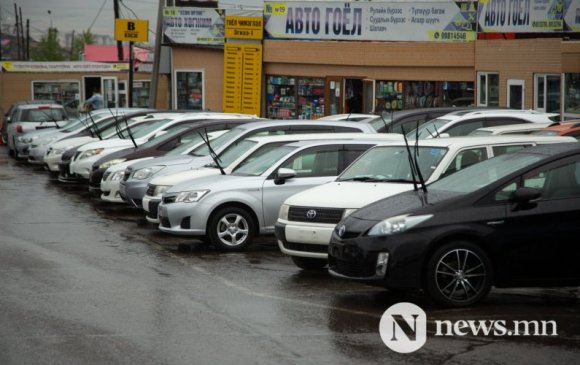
493,156,580,283
261,145,342,229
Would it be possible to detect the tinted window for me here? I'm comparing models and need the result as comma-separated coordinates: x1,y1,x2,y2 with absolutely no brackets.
343,144,373,167
492,144,531,156
440,147,488,178
279,147,340,177
529,160,580,199
485,117,529,127
444,119,484,136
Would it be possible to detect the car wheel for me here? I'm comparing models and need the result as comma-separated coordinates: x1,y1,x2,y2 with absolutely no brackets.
425,241,492,307
291,256,327,270
208,206,255,252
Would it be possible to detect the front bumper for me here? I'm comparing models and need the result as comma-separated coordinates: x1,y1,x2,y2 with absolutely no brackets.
119,180,148,208
14,140,29,159
100,176,124,203
275,220,335,259
58,161,83,183
89,167,106,196
70,157,94,179
142,195,161,223
157,200,209,237
45,152,65,172
27,145,48,164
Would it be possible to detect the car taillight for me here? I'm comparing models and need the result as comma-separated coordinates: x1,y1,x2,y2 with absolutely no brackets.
16,124,23,133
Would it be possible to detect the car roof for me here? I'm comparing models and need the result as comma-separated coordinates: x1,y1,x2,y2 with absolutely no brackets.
472,122,553,133
232,119,376,130
281,138,394,149
165,112,261,121
508,141,580,157
317,113,377,122
243,132,402,144
373,135,575,148
539,120,580,132
438,109,558,121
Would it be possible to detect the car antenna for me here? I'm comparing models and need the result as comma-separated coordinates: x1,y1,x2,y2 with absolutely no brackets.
122,112,138,148
414,121,428,193
400,125,419,191
199,128,225,175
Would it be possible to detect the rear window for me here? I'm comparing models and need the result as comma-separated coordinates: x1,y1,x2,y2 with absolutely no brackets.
19,108,66,123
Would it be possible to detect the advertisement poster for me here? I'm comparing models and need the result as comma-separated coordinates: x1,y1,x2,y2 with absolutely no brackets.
163,7,225,45
564,0,580,31
263,1,477,41
477,0,564,32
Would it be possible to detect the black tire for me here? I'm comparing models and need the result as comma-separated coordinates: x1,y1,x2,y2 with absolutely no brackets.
425,241,492,307
208,206,255,252
291,256,327,270
1,133,7,145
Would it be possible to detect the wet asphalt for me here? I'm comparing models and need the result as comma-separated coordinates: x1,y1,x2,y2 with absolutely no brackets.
0,145,579,365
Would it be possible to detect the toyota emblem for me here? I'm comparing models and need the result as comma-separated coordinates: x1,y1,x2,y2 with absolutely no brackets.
306,209,317,219
338,225,346,238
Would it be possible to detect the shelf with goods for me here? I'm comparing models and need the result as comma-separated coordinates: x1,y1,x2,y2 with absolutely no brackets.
267,76,297,119
375,81,404,112
297,77,325,119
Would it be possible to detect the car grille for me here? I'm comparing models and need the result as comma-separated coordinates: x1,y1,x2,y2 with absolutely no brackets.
180,217,191,229
73,150,82,161
62,149,75,162
163,195,177,204
340,231,361,239
146,184,155,196
282,241,328,254
147,201,160,219
102,171,112,181
329,257,377,278
288,207,345,224
122,169,131,181
160,217,171,228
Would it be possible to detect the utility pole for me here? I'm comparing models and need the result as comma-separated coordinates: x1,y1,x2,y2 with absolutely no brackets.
113,0,123,61
148,0,164,109
14,3,21,60
19,7,24,60
26,19,29,60
70,30,75,60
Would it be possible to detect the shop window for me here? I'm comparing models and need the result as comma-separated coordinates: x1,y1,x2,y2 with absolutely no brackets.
477,72,499,107
564,73,580,120
175,70,203,110
133,81,151,108
267,76,325,120
32,81,80,117
534,74,561,115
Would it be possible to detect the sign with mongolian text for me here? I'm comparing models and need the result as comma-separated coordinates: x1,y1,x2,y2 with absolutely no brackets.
222,44,262,115
115,19,149,42
1,62,129,73
225,16,264,39
477,0,565,32
163,7,225,45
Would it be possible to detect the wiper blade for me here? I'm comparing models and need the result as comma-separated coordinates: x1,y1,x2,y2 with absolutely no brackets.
340,176,383,182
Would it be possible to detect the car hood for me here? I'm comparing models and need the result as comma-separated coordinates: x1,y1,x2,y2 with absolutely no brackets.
150,167,222,186
127,155,210,170
284,181,414,208
166,174,263,194
48,136,97,150
107,157,154,173
77,138,146,152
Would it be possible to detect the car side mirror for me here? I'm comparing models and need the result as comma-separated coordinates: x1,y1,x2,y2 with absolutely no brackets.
510,187,541,210
274,168,297,185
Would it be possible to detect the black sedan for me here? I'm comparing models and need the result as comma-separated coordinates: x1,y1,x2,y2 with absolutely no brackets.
328,143,580,307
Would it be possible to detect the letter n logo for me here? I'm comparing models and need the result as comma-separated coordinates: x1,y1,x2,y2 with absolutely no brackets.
379,302,427,353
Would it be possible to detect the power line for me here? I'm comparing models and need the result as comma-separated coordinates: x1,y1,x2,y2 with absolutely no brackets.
88,0,108,32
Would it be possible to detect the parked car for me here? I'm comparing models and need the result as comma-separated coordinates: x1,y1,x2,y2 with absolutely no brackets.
119,120,378,209
317,114,377,122
6,103,69,158
1,100,54,145
363,107,471,134
157,139,391,251
88,116,264,195
531,120,580,139
276,135,576,269
409,109,559,139
328,143,580,307
468,122,554,136
141,133,403,223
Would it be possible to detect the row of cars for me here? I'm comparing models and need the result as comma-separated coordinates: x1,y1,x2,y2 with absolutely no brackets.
7,104,580,307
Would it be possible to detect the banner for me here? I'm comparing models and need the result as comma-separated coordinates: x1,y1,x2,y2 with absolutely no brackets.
1,62,129,73
477,0,564,32
264,1,477,41
564,0,580,31
163,7,225,45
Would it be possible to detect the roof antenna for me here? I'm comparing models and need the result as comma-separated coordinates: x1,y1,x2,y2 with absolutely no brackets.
199,129,225,175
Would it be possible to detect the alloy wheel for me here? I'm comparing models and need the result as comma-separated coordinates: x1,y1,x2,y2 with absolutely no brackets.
434,248,487,304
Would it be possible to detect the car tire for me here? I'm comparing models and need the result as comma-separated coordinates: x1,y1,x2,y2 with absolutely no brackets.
425,241,492,307
291,256,327,270
1,133,7,145
208,206,255,252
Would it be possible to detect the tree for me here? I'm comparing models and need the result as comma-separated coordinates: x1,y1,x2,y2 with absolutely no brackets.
71,30,95,61
32,27,65,61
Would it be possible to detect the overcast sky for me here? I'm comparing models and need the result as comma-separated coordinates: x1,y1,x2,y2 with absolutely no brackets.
1,0,263,45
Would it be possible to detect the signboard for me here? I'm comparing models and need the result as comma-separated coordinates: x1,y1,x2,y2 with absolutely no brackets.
163,7,225,45
564,0,580,32
477,0,564,32
115,19,149,42
225,16,264,39
1,61,129,73
223,44,262,115
263,1,477,41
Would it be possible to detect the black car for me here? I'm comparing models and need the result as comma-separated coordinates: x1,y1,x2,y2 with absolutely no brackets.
328,143,580,307
87,118,262,194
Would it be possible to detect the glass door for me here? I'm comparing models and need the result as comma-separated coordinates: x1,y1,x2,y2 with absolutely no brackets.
363,79,375,114
507,79,524,110
534,74,561,114
102,77,119,109
325,77,343,116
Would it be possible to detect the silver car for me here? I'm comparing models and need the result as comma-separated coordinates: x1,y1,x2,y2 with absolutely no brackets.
157,139,387,252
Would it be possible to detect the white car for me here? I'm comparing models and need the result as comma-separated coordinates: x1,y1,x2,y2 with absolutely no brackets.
275,135,576,270
142,133,404,223
410,109,559,139
468,122,554,136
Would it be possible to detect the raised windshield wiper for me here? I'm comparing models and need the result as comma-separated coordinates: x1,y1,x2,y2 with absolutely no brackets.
198,129,225,175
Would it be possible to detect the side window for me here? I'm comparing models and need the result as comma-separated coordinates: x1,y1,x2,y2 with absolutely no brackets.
529,161,580,200
441,148,488,178
485,117,528,127
342,144,374,169
445,119,485,136
492,144,532,156
495,181,518,202
289,126,333,134
396,116,426,134
280,148,339,177
333,126,364,133
248,128,287,138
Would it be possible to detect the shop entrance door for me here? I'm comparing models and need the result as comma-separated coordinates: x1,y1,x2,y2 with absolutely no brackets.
362,79,375,114
325,77,343,115
534,74,561,114
102,77,119,109
507,79,524,110
345,79,363,114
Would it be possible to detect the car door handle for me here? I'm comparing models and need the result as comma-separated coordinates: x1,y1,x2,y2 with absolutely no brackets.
486,220,505,225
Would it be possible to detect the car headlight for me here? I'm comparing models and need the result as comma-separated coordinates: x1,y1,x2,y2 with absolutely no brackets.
343,208,357,218
278,204,289,220
110,171,124,181
153,185,171,196
49,145,73,156
39,136,57,145
99,158,126,170
175,190,210,203
367,214,433,236
78,148,104,160
132,165,165,180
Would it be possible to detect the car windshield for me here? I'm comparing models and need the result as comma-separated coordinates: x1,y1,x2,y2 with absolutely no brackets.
138,125,190,149
407,118,451,139
429,153,544,194
338,145,448,183
208,139,257,168
130,119,175,138
59,118,85,132
189,128,244,156
531,130,559,136
368,115,394,132
101,118,160,139
232,146,297,176
165,130,228,156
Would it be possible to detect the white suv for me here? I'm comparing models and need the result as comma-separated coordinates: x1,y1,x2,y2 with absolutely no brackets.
275,135,576,270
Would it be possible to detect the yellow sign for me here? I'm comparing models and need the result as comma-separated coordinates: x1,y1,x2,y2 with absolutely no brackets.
115,19,149,42
264,2,288,16
223,44,262,115
225,16,263,40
